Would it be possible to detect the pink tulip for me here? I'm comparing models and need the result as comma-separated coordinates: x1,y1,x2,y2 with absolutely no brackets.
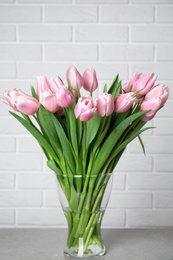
50,77,65,94
36,76,50,98
39,89,61,114
1,88,39,115
140,98,161,121
122,72,142,93
97,93,114,117
56,86,73,108
133,73,157,96
66,66,83,90
145,84,169,107
83,68,98,93
114,93,136,113
74,96,96,121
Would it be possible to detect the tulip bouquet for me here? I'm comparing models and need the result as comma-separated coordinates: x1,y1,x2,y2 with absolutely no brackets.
1,67,169,257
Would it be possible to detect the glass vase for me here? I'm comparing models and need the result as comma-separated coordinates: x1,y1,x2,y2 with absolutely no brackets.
55,172,113,258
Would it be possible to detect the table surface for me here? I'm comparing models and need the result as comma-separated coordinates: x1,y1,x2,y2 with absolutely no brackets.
0,228,173,260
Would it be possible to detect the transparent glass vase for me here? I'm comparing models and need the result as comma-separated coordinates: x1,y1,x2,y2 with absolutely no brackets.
55,172,113,258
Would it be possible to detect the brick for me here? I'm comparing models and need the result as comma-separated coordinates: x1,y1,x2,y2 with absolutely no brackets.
155,119,173,135
101,45,153,61
131,26,173,43
128,136,173,154
155,155,173,172
45,6,97,23
155,100,173,118
75,63,129,81
0,63,16,78
112,174,126,190
0,117,28,134
18,136,42,153
109,192,152,208
154,192,173,208
131,63,173,80
157,7,173,23
102,209,125,227
101,6,154,23
19,25,72,42
128,210,173,227
0,6,41,22
0,25,15,41
0,191,42,207
75,25,128,42
18,208,66,226
19,0,71,2
157,45,173,61
0,136,16,152
0,154,42,171
45,191,61,207
0,44,42,61
18,62,73,79
0,173,15,189
0,209,15,225
128,174,173,190
131,0,173,3
18,173,56,189
115,155,153,172
45,44,98,61
75,0,128,3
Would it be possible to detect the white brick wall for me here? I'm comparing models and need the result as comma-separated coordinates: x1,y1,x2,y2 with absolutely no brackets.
0,0,172,228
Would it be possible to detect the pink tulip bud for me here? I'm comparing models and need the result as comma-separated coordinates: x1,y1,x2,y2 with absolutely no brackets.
1,88,39,115
133,73,157,96
140,98,161,121
74,96,96,121
145,84,169,107
97,93,114,117
37,76,50,98
83,68,98,92
66,66,83,90
50,77,65,94
122,72,143,93
39,89,60,114
56,86,73,108
114,93,136,113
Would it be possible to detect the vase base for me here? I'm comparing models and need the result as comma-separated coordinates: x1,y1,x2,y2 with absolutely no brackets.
64,244,106,258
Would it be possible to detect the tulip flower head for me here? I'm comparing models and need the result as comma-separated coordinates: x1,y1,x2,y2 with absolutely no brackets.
140,98,161,121
83,68,98,93
97,93,114,117
133,73,157,97
66,66,83,91
56,86,74,108
74,95,96,121
39,89,60,114
114,92,136,113
50,77,65,94
36,76,50,98
145,84,169,108
2,88,39,115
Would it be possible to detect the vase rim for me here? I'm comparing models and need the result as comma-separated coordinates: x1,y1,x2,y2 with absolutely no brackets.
54,172,113,178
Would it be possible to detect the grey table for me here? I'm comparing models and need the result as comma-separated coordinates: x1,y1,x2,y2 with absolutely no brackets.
0,229,173,260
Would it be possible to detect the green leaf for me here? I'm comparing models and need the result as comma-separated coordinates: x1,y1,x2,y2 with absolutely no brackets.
91,110,150,174
31,86,39,101
138,135,146,155
9,111,59,164
86,112,101,150
103,84,107,93
47,160,62,174
67,107,78,157
50,113,75,173
38,104,61,157
108,74,119,99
